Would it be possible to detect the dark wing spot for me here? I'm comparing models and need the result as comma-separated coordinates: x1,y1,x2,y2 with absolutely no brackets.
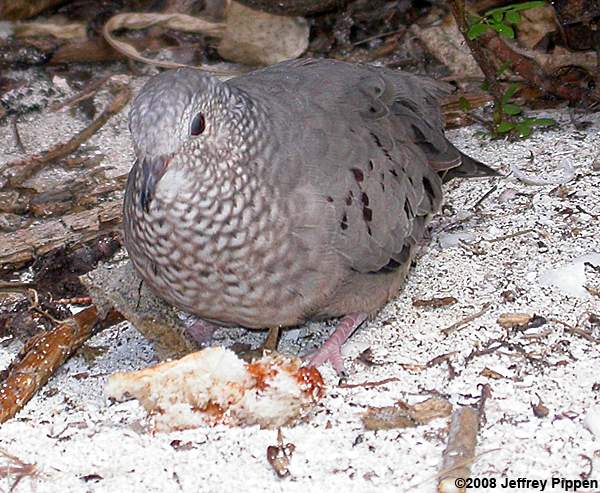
326,196,334,203
389,168,398,178
361,192,369,206
363,207,372,222
370,131,393,161
351,168,364,182
341,211,348,230
368,160,374,171
346,193,353,206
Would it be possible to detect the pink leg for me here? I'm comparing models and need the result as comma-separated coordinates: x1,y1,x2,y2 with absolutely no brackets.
185,318,218,347
307,313,368,374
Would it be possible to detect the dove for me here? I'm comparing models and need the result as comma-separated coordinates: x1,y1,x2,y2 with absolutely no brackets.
124,59,496,373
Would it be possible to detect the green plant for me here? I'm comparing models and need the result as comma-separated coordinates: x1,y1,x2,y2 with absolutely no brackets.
494,83,556,137
467,1,545,40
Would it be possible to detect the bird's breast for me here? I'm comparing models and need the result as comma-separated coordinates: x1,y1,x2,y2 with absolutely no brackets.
124,162,314,327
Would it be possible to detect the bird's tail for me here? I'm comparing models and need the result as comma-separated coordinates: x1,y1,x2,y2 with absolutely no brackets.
439,145,500,183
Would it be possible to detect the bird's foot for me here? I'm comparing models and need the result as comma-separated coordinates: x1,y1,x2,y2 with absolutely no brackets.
306,313,368,375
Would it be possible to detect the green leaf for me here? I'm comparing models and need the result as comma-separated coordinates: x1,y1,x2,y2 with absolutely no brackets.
467,22,488,40
515,122,533,137
502,83,521,104
485,5,517,16
485,1,544,17
492,23,516,38
525,117,556,127
503,103,522,115
496,121,516,133
508,1,545,12
458,96,471,112
491,11,505,23
505,10,521,23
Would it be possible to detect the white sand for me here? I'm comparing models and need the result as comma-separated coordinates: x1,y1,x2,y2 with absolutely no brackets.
1,76,599,492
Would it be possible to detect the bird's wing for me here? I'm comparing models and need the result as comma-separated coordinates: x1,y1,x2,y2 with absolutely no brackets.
227,60,463,273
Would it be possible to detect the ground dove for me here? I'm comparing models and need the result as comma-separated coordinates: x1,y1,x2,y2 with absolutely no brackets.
124,59,496,373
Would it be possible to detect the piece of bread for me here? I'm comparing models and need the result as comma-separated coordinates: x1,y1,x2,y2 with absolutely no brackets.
105,347,324,430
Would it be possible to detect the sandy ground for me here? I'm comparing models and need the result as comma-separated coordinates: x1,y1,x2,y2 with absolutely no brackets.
0,71,599,493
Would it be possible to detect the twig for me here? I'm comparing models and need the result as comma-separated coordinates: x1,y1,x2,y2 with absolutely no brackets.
477,383,492,427
0,448,39,493
11,115,26,154
0,306,123,423
486,228,535,243
50,75,111,112
550,318,600,343
352,28,405,46
442,302,492,336
448,0,504,124
437,406,480,493
338,376,402,389
471,184,497,209
55,296,93,305
0,85,131,190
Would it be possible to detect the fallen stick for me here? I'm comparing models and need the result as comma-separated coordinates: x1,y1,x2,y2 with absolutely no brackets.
442,302,492,336
437,406,480,493
0,85,131,190
0,306,123,423
0,200,122,271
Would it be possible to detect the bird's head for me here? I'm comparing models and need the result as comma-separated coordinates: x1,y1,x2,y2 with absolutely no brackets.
128,68,257,211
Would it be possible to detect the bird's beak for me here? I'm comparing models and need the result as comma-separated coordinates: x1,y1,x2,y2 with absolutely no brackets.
139,154,171,212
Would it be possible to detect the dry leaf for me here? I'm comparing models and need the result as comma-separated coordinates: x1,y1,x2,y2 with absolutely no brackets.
410,14,482,78
480,367,506,380
218,1,309,66
266,429,295,478
517,5,557,49
14,21,87,40
497,312,533,328
531,395,549,418
102,12,227,71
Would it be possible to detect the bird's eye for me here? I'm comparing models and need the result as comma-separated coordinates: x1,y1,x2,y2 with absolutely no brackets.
190,113,205,136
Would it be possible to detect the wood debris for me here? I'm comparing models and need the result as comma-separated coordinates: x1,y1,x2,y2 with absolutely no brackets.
363,397,452,430
413,296,458,308
442,303,492,336
437,407,480,493
0,306,122,423
0,84,131,190
497,312,533,329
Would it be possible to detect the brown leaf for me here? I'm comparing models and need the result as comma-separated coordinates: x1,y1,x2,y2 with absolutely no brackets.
497,312,533,329
480,367,505,380
267,429,295,478
531,395,549,418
